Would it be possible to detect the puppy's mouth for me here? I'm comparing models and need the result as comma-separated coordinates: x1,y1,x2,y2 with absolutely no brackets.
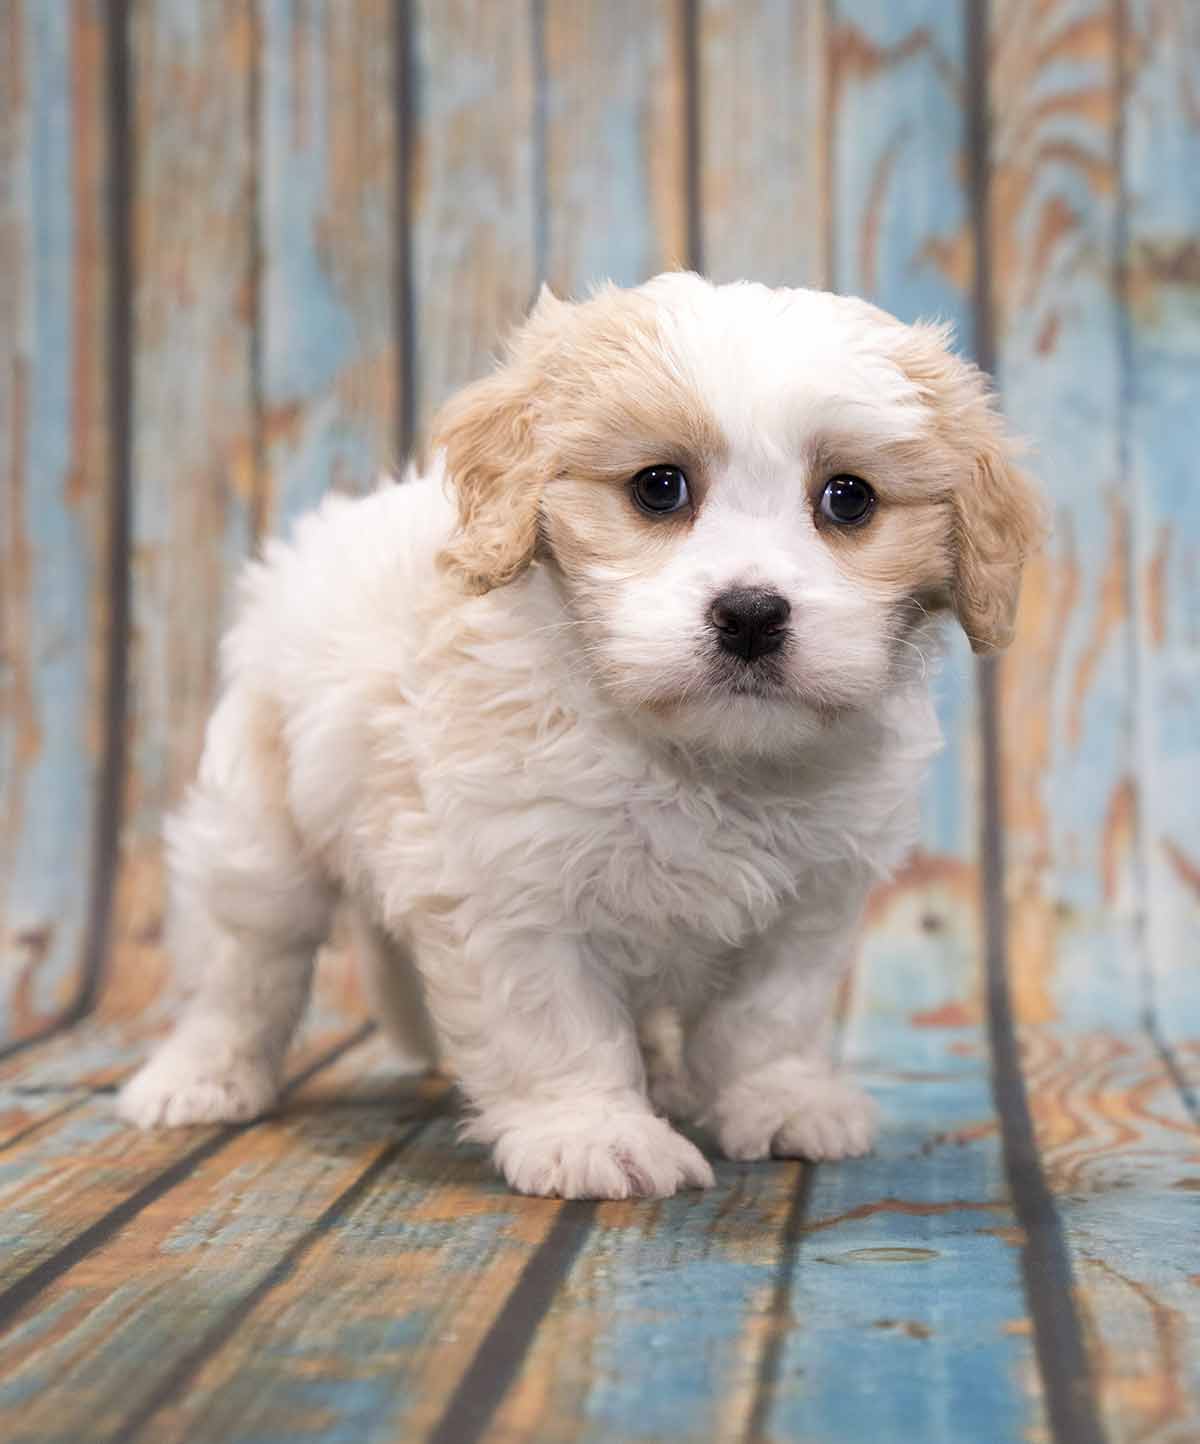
705,653,852,722
708,655,788,699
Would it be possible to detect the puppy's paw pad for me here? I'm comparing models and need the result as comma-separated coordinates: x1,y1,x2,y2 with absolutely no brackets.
496,1111,715,1200
118,1051,278,1129
770,1079,878,1162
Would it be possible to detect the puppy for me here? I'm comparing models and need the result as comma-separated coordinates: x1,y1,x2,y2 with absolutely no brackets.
119,273,1042,1199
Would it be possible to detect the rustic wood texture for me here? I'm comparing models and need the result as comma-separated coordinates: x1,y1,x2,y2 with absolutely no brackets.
257,0,398,1030
698,0,828,287
1124,0,1200,1077
410,0,538,441
541,0,689,292
1,2,1198,1440
827,0,982,880
0,1026,395,1433
760,876,1046,1442
109,0,259,1037
259,0,397,520
0,1023,371,1295
0,1,112,1049
991,0,1200,1438
762,6,1042,1436
97,0,400,1050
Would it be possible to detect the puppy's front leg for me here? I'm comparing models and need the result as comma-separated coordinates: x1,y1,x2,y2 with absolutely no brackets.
686,887,878,1162
433,926,714,1199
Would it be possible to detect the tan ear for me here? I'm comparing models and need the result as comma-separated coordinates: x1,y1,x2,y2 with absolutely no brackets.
434,289,573,594
892,323,1046,653
953,439,1045,653
433,361,546,594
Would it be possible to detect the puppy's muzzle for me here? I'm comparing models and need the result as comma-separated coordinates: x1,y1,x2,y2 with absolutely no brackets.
709,587,791,662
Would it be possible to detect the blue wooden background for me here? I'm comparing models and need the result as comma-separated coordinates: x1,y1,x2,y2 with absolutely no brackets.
1,2,1199,1439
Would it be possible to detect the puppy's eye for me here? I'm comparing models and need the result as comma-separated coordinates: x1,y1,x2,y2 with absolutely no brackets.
819,475,875,526
631,465,690,516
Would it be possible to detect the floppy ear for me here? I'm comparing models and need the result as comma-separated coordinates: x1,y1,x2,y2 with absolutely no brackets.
894,323,1046,654
434,288,570,594
433,363,545,594
952,434,1045,653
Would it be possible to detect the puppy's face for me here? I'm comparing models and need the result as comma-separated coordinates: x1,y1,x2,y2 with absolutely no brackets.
435,274,1043,757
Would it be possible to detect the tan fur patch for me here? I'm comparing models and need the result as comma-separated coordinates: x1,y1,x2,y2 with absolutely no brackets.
805,429,963,618
820,501,956,606
434,284,726,594
883,322,1047,651
541,478,695,585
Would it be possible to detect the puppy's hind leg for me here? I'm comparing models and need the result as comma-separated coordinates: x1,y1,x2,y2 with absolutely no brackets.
349,905,441,1072
639,1004,702,1123
119,689,335,1128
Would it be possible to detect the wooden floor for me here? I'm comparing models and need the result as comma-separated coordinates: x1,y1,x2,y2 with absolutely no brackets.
2,925,1198,1444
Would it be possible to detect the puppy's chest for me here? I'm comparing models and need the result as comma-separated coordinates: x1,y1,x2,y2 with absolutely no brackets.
569,783,820,948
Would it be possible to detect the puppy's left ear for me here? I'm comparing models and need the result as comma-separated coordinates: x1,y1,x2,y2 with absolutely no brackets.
434,288,569,594
898,324,1047,653
952,425,1045,653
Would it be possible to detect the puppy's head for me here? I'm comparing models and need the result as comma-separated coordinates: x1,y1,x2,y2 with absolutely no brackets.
435,274,1043,756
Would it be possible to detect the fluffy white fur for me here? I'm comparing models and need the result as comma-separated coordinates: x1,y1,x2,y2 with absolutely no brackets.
119,274,1040,1198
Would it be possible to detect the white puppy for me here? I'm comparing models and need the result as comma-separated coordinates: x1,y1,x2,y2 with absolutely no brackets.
119,274,1041,1199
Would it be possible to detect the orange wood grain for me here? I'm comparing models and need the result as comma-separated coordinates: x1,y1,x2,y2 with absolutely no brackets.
698,0,829,287
0,0,113,1047
104,0,260,1036
541,0,689,293
258,0,397,521
991,1,1200,1435
410,0,538,443
0,1025,377,1300
0,1035,572,1444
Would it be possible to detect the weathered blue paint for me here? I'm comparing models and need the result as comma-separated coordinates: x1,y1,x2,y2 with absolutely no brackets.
410,0,537,439
142,1126,537,1443
0,1102,177,1287
0,1012,164,1091
763,922,1043,1442
992,1,1200,1434
992,0,1137,977
0,1026,381,1297
0,3,104,1045
260,0,395,522
125,0,256,849
1125,0,1200,1052
554,1168,800,1443
542,0,686,295
832,0,981,865
699,0,827,290
758,9,1042,1438
0,1087,532,1442
0,1087,91,1154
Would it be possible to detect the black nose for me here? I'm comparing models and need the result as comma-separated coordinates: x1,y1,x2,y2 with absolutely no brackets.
710,587,791,661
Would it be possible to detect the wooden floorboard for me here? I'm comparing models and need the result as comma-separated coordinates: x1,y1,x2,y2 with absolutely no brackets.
0,1004,1198,1441
0,1025,375,1313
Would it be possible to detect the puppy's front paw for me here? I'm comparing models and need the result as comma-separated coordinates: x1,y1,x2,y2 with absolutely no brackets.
713,1062,878,1162
118,1041,279,1129
769,1077,878,1161
490,1105,716,1199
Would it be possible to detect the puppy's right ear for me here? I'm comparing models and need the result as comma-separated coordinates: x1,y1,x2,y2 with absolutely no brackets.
435,287,567,594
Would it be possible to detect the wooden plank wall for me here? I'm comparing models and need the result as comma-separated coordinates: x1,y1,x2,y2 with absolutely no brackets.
1,1,115,1052
0,2,1198,1438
